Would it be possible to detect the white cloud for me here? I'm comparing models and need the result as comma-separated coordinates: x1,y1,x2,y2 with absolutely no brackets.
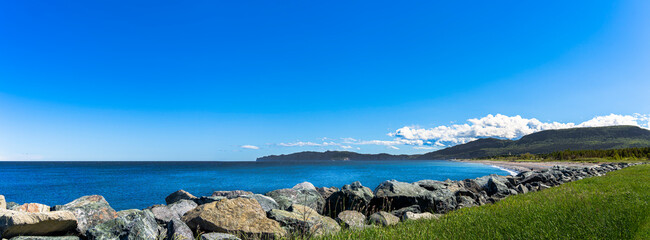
240,145,260,150
577,114,640,127
413,146,436,150
271,113,649,151
391,113,649,147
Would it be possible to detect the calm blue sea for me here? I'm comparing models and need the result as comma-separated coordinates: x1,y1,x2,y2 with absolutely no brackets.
0,160,510,210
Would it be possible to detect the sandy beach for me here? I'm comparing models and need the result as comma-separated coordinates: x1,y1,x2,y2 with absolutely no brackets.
454,160,599,173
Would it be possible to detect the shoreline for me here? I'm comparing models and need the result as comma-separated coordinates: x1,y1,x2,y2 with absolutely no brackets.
0,162,642,239
452,159,599,173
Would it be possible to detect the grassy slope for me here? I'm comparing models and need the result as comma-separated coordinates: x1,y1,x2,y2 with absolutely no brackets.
320,164,650,240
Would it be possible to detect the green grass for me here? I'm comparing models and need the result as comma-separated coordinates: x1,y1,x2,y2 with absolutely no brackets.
319,164,650,240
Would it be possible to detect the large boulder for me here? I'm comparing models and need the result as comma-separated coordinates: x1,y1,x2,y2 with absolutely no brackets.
181,198,285,239
370,180,456,214
292,182,317,191
519,171,554,185
166,218,193,240
241,194,279,212
487,177,511,197
195,196,226,205
199,233,241,240
316,187,339,200
0,210,77,239
414,180,449,191
323,182,373,217
516,184,528,194
5,202,19,210
148,205,177,224
266,183,324,213
211,190,253,199
168,199,198,218
10,203,50,213
456,195,477,208
9,237,80,240
368,211,399,226
335,211,367,230
55,195,117,234
268,204,340,237
390,205,421,219
165,190,198,205
86,209,160,240
371,180,425,212
116,209,140,218
55,195,117,235
402,212,439,221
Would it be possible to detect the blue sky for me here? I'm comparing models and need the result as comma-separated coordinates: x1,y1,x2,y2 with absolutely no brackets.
1,1,649,161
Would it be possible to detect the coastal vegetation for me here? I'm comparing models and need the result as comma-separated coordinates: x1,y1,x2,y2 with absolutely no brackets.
477,147,650,162
319,164,650,240
257,126,650,161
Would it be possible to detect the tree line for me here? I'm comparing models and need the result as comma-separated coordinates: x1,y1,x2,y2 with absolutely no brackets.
478,147,650,161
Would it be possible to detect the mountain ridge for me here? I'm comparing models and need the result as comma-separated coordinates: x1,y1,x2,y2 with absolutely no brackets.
256,125,650,161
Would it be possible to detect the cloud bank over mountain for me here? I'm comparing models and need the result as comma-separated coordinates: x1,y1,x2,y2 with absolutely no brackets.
391,113,650,147
271,113,650,150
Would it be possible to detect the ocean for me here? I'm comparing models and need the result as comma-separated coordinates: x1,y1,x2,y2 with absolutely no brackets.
0,160,511,210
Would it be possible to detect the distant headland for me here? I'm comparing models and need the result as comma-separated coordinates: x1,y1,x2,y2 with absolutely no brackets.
257,126,650,161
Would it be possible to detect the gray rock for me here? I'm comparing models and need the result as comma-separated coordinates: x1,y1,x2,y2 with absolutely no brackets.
371,180,456,214
5,202,19,210
10,203,50,213
0,195,5,210
266,187,325,213
56,195,118,236
168,200,197,218
336,211,367,229
516,184,528,194
429,189,457,213
211,190,253,199
0,210,77,239
148,205,177,224
116,209,140,218
199,233,241,240
9,237,80,240
165,190,197,205
323,181,374,217
487,177,510,197
520,171,554,185
241,194,279,212
166,218,193,240
181,198,286,239
194,196,225,205
539,184,551,190
390,205,421,219
456,195,477,208
87,209,160,240
402,212,439,221
268,204,340,237
368,211,399,226
316,187,339,200
458,179,486,196
415,180,448,191
292,182,317,191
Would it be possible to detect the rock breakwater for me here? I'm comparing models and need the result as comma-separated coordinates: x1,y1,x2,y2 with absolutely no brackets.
0,162,643,239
